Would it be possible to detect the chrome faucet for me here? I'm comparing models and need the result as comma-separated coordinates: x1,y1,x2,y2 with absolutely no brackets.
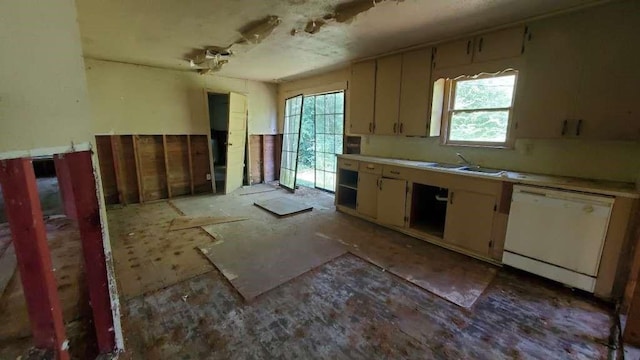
456,152,478,168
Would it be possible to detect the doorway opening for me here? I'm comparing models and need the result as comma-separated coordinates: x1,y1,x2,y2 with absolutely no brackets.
208,93,229,193
207,91,248,194
280,91,345,193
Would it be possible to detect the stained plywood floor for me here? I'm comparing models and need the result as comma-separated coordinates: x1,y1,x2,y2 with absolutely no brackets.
109,185,615,359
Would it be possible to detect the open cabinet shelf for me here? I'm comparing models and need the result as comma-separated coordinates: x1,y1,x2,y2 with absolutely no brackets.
337,168,359,210
410,183,448,239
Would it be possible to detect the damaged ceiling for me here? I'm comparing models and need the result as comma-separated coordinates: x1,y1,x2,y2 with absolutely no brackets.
76,0,603,82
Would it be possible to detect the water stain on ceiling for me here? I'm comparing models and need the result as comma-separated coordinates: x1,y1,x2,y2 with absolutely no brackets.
75,0,602,82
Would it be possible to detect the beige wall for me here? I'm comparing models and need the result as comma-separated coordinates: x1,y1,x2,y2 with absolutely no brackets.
85,59,277,136
277,3,640,183
0,0,93,155
277,68,350,133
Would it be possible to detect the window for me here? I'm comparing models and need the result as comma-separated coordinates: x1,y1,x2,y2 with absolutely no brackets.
444,71,517,146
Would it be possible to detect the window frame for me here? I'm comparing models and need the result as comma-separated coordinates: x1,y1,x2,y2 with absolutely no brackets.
441,70,518,148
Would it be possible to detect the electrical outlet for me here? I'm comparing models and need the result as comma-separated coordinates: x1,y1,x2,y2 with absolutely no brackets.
206,173,211,180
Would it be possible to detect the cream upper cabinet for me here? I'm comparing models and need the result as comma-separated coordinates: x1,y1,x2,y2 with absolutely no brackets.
356,172,378,218
570,3,640,141
513,17,583,139
515,3,640,141
444,189,496,256
398,48,432,136
474,27,525,63
374,54,403,136
434,38,474,70
349,60,376,135
377,178,407,227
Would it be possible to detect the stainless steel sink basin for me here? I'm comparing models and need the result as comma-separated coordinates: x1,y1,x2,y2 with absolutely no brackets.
461,167,505,175
428,163,467,169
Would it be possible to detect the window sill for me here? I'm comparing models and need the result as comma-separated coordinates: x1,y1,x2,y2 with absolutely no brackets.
442,141,514,150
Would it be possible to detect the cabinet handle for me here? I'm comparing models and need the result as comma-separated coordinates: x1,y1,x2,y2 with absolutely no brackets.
400,123,404,134
450,191,454,205
393,123,397,133
479,37,484,52
576,119,583,136
561,119,568,136
368,123,372,133
466,40,471,55
379,179,383,190
366,164,374,169
390,170,400,175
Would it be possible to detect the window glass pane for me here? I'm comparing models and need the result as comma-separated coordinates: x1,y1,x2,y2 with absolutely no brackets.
315,96,325,115
324,114,334,134
324,135,335,155
315,154,324,170
316,134,325,153
325,94,336,114
315,170,325,189
325,173,336,192
336,92,344,113
449,110,509,142
335,114,344,134
316,115,326,135
325,153,336,172
335,135,343,154
453,74,516,110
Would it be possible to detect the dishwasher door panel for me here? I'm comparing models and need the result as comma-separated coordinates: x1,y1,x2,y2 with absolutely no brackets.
504,187,613,277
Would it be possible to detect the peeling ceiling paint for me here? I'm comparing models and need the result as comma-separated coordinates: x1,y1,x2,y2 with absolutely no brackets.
75,0,604,82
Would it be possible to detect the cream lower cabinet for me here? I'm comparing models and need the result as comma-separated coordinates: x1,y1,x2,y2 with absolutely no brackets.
443,189,497,256
356,172,378,218
356,173,408,225
377,178,407,227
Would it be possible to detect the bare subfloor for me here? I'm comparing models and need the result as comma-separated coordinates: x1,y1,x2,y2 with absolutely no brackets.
107,185,615,359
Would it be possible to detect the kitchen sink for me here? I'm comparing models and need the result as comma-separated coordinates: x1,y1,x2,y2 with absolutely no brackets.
428,163,467,169
461,167,505,175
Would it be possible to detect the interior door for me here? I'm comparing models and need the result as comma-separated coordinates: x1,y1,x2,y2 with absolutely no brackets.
225,92,248,194
280,95,303,191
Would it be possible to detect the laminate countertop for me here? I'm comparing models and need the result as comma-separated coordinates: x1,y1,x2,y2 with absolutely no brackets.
338,154,640,199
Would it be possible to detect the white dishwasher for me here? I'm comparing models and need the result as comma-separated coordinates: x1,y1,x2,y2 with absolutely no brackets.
502,185,614,292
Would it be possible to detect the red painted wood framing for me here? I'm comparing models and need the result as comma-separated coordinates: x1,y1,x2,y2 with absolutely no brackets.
53,156,78,220
0,158,69,360
60,151,116,353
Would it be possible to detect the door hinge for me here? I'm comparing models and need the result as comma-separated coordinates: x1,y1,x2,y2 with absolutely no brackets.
493,204,497,211
489,240,494,248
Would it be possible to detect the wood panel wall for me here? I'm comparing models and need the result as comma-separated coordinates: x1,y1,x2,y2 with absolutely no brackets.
248,134,278,184
95,134,212,204
95,136,118,204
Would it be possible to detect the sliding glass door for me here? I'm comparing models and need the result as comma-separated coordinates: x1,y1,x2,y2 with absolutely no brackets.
293,91,344,192
279,95,303,191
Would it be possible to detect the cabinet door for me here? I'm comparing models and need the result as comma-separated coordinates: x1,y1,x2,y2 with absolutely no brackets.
434,38,473,70
377,178,407,227
349,60,376,135
357,172,378,218
474,26,525,63
513,17,583,139
398,48,432,136
572,4,640,140
444,190,496,256
374,54,402,135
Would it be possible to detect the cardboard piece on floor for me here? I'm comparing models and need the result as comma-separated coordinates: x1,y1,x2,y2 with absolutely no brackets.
0,244,17,297
236,184,278,196
198,232,346,301
253,197,313,217
169,216,249,231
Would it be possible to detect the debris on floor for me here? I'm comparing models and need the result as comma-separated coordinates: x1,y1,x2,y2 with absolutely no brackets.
198,231,346,301
254,197,313,217
169,216,248,231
